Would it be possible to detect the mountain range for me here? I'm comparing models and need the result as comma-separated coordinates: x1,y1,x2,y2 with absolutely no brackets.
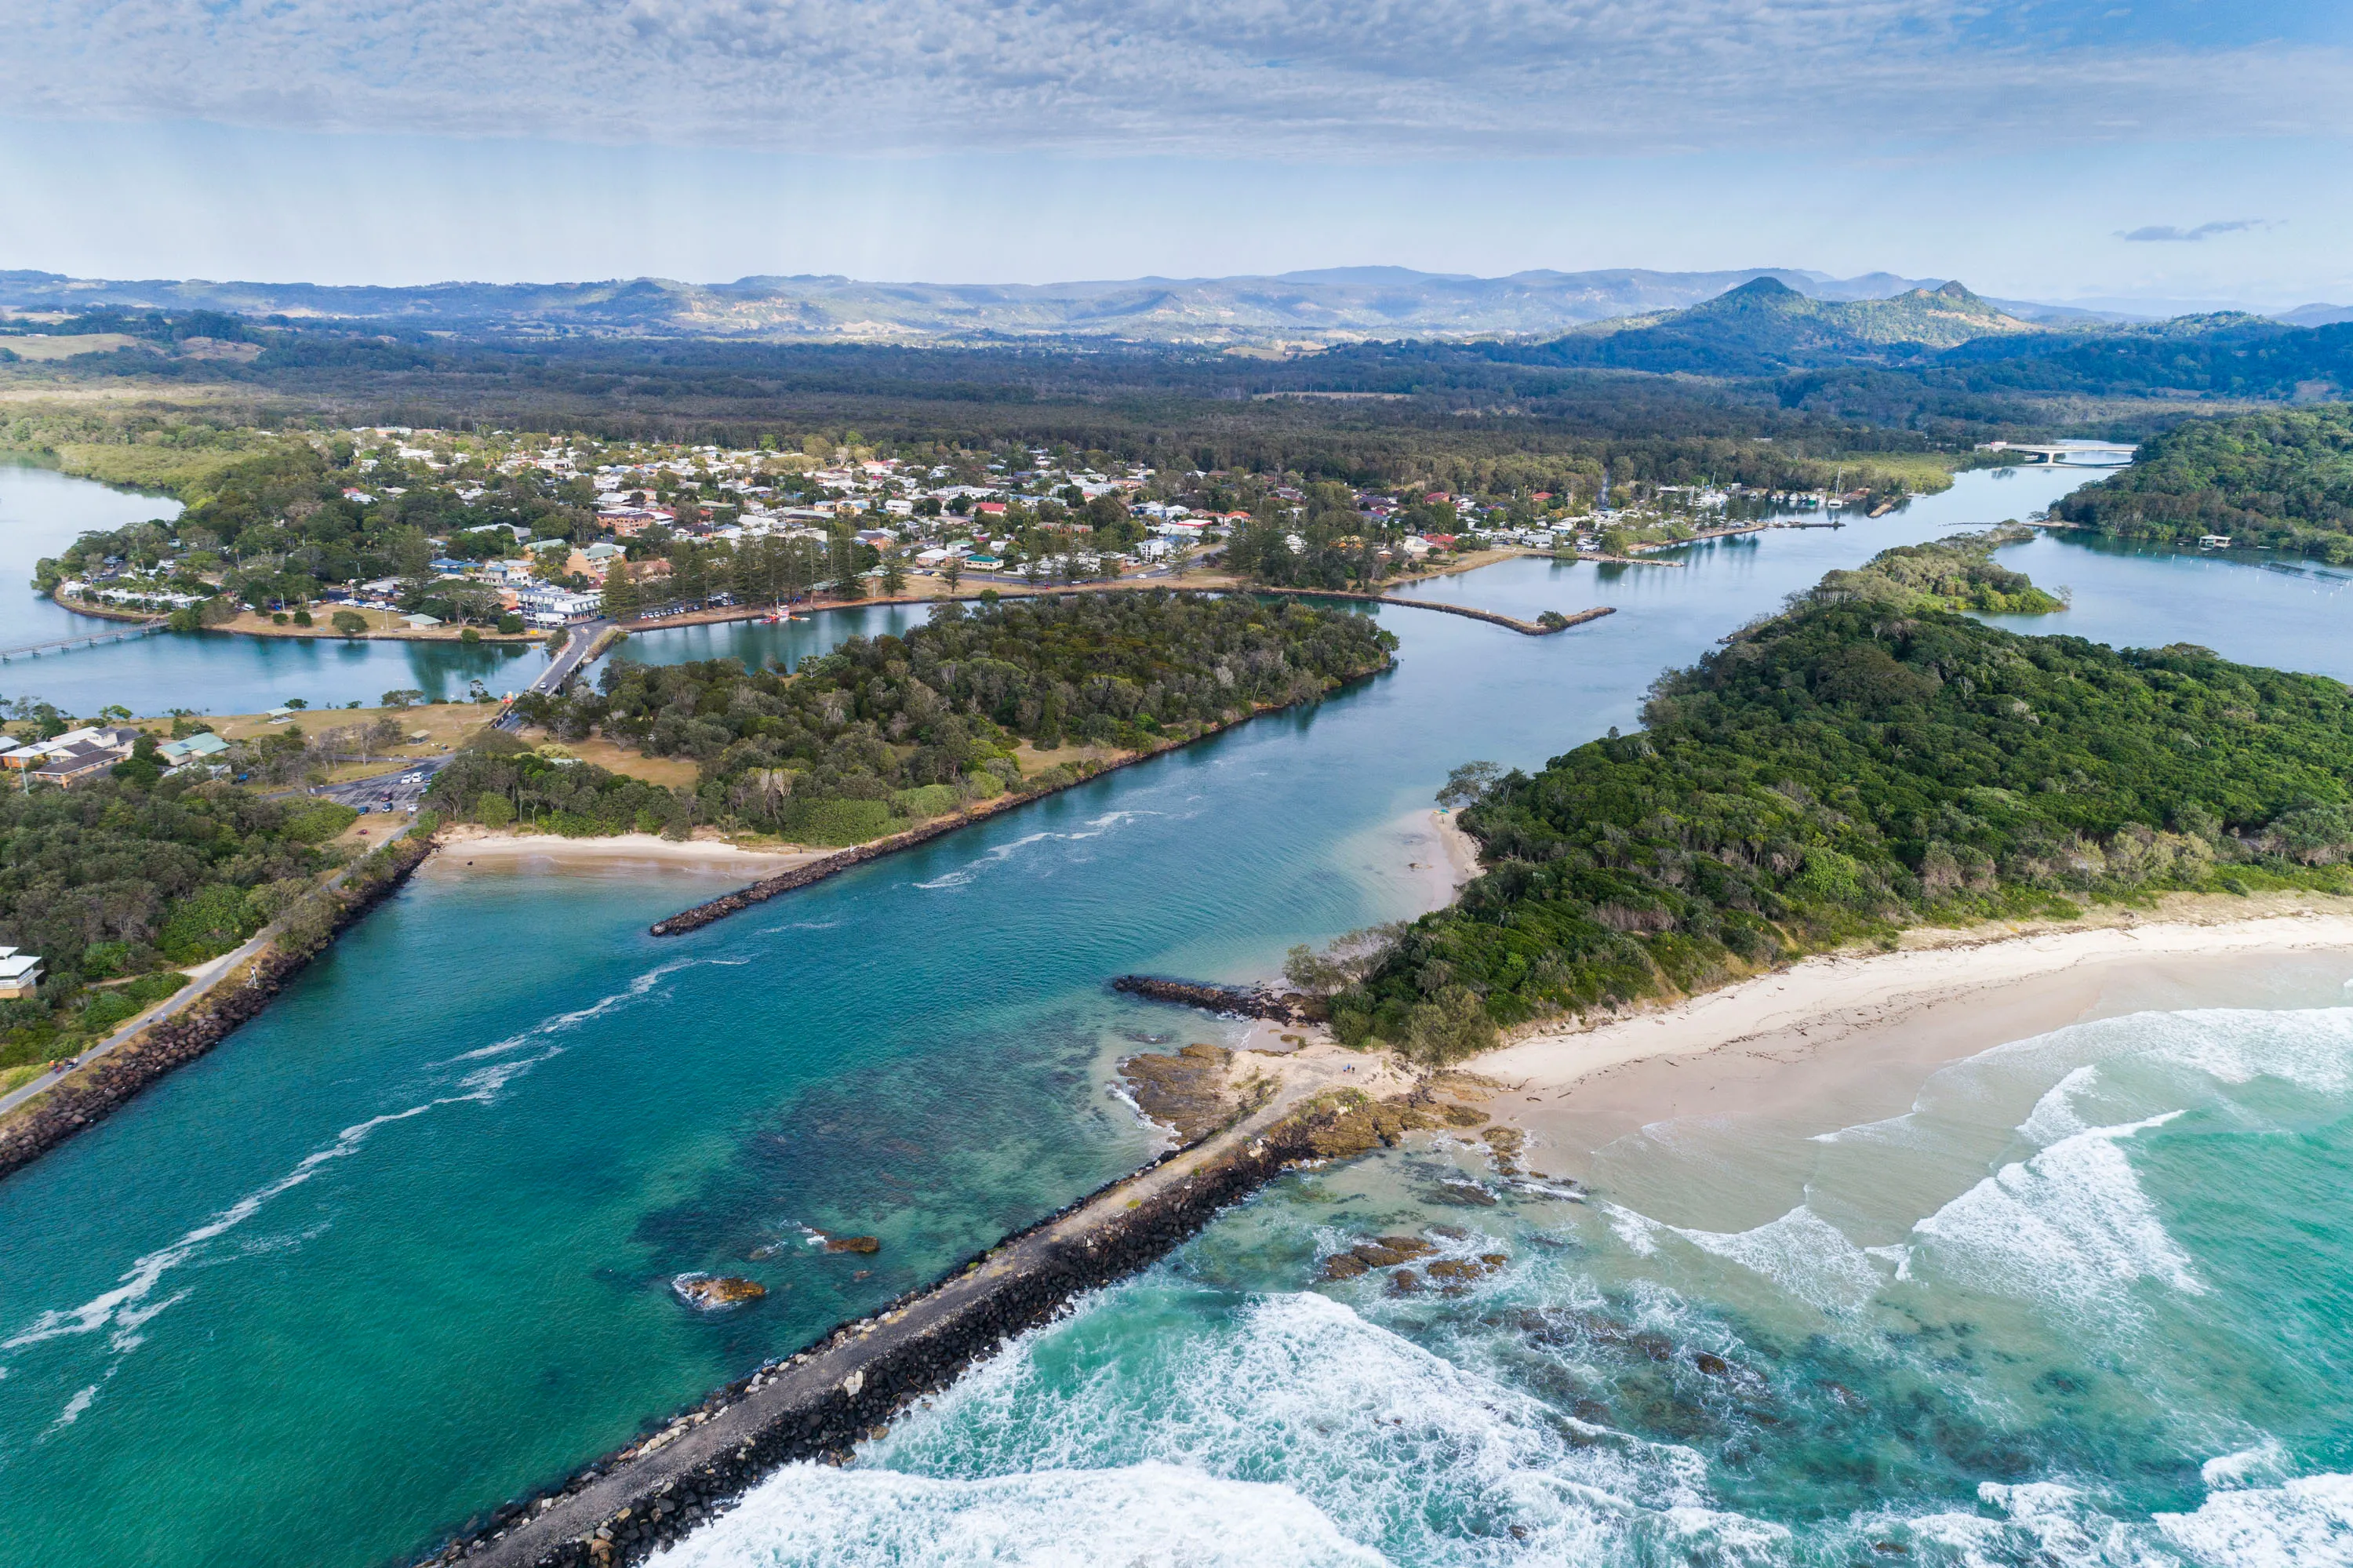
0,264,2118,344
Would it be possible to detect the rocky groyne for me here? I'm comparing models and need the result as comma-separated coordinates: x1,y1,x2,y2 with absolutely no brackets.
0,834,437,1181
648,661,1392,938
1109,973,1316,1023
417,1086,1437,1567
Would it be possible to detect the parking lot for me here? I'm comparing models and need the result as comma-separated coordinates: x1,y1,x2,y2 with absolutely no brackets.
316,753,455,817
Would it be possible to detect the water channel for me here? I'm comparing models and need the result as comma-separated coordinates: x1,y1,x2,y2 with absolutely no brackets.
0,464,2348,1566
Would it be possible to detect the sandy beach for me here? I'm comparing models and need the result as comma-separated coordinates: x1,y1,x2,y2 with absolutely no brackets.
1471,892,2353,1183
431,824,833,875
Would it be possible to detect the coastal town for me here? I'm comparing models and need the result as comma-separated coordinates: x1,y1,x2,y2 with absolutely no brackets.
35,426,1882,643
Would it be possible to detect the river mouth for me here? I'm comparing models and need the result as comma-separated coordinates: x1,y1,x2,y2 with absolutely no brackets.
22,464,2353,1568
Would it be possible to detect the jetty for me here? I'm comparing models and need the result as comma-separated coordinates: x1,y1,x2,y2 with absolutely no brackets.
421,1051,1415,1568
0,617,167,660
1254,588,1613,635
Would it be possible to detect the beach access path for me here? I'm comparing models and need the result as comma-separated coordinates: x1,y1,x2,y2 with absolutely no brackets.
0,822,431,1125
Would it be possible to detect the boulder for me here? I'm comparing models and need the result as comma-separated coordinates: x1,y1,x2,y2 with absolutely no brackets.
675,1275,767,1309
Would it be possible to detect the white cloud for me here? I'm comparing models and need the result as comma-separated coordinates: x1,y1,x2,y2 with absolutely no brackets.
2118,219,2275,242
7,0,2350,158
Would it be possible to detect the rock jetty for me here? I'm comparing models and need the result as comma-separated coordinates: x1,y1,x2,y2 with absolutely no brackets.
0,833,437,1182
419,1083,1447,1568
1109,975,1315,1023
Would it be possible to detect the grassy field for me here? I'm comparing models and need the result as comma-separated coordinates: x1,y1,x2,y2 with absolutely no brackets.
0,335,151,362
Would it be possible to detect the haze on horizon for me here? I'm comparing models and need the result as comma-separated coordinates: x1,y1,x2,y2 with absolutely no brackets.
3,0,2349,312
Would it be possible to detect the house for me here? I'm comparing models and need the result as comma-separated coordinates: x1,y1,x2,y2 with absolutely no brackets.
403,613,445,629
0,946,41,999
31,739,128,788
158,732,231,769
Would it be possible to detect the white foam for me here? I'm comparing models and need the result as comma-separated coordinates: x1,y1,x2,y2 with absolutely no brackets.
649,1460,1387,1567
2203,1438,2292,1491
2156,1471,2353,1566
446,957,700,1063
1671,1205,1887,1315
860,1286,1726,1562
1910,1108,2201,1319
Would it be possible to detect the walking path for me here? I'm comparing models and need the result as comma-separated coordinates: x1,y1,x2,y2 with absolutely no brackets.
0,822,427,1123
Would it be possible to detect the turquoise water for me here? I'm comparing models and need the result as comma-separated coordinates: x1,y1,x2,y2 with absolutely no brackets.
0,464,541,715
6,467,2351,1566
680,995,2353,1566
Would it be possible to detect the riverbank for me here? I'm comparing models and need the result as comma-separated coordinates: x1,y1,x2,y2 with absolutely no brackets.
435,824,834,875
0,831,439,1181
645,655,1399,937
1471,891,2353,1179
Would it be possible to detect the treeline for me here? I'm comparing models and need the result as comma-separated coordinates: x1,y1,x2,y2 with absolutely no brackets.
0,769,357,1080
1317,550,2353,1061
432,591,1397,844
2050,404,2353,562
1806,527,2066,616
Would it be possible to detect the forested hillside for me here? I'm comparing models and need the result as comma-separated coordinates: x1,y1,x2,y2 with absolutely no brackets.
2051,404,2353,562
1325,541,2353,1061
431,591,1396,843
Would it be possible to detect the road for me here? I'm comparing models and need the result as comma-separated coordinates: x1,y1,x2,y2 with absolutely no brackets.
498,620,613,731
315,753,457,815
0,819,432,1122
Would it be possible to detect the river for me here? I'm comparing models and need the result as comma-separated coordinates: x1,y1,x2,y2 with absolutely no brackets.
1,466,2349,1567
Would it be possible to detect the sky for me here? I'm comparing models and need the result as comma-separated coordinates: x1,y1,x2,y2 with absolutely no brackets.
2,0,2350,307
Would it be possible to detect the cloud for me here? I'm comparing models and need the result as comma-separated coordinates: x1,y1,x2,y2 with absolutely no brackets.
2,1,2350,160
2118,220,2275,242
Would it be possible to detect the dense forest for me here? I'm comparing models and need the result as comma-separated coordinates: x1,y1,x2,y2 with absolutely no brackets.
428,591,1396,843
1807,526,2066,615
2050,404,2353,562
0,769,358,1082
1315,539,2353,1061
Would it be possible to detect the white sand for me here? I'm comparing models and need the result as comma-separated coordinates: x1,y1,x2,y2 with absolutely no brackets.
433,824,831,875
1471,896,2353,1179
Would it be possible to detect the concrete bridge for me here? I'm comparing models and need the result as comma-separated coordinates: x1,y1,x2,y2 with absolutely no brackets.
1978,442,2138,467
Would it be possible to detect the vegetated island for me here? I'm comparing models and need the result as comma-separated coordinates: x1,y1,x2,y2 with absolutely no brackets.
422,591,1398,917
2052,402,2353,563
1290,532,2352,1062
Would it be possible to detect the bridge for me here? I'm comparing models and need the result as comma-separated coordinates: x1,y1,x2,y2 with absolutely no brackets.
1977,442,2138,467
0,618,169,661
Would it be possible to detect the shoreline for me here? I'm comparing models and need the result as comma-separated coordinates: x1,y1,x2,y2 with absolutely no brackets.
645,654,1398,937
1471,892,2353,1180
433,824,832,875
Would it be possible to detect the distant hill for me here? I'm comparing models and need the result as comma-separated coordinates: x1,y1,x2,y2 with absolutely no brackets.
1527,277,2034,375
2278,304,2353,328
0,264,1967,344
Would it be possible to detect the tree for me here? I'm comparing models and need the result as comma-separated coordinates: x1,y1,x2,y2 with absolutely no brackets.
1436,760,1501,809
878,550,907,598
940,556,963,595
380,688,424,708
333,610,369,638
602,559,639,620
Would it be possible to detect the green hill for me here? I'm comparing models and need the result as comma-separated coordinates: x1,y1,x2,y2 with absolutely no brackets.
2052,403,2353,562
1536,277,2031,376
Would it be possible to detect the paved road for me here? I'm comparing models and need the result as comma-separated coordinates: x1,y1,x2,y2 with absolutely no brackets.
0,820,431,1122
315,753,456,816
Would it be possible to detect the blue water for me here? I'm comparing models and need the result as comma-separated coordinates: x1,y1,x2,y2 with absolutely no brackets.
0,464,544,715
5,465,2351,1567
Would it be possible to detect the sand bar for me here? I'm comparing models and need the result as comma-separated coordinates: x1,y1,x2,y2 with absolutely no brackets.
431,824,832,875
1474,893,2353,1181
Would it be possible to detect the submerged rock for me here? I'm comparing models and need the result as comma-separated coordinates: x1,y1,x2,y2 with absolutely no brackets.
1322,1252,1369,1280
821,1234,882,1254
674,1274,767,1310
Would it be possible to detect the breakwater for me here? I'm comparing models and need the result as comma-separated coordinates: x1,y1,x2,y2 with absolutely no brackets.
1257,588,1613,635
0,834,437,1181
647,660,1393,937
420,1086,1401,1566
1109,974,1314,1023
